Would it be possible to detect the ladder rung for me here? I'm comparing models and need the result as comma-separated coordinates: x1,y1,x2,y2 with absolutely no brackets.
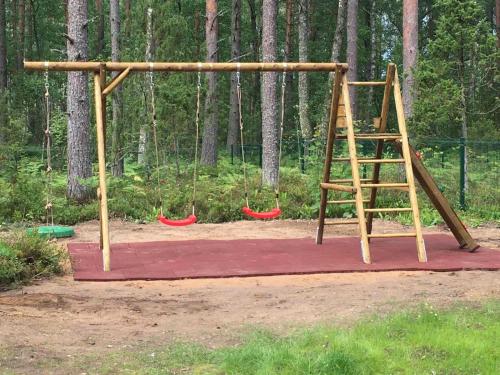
358,159,405,164
328,199,370,204
329,178,373,183
360,183,409,189
355,133,402,140
367,233,417,238
332,157,350,162
336,133,402,141
320,183,356,193
364,208,413,213
325,219,360,225
347,81,387,86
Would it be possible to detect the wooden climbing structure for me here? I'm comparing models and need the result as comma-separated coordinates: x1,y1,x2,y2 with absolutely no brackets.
317,63,479,263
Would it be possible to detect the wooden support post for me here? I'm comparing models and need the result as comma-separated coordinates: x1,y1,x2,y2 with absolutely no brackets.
103,67,131,96
94,72,111,271
25,61,347,72
317,66,343,245
366,64,395,235
393,68,427,262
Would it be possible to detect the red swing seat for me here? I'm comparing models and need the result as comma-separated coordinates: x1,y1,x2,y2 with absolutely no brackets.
158,214,197,227
242,206,281,220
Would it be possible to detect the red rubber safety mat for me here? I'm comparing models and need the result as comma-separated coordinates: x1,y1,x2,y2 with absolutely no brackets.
67,234,500,281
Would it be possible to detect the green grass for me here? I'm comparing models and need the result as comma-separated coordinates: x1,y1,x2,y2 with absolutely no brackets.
62,301,499,375
0,231,66,289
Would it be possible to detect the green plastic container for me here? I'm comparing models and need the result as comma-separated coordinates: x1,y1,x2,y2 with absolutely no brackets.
27,226,75,239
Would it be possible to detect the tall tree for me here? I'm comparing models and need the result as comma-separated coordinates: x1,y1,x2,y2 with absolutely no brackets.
16,0,25,71
261,0,279,186
403,0,418,119
247,0,260,115
201,0,219,166
298,0,312,140
496,0,500,48
226,0,241,152
0,0,6,144
346,0,358,119
110,0,123,176
138,7,153,165
367,0,377,125
95,0,104,56
320,0,347,136
66,0,92,201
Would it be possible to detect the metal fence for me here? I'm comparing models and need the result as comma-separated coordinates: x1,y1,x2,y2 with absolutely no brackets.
1,137,498,214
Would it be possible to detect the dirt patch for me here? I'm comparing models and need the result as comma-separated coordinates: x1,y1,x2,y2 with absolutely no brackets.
0,220,499,373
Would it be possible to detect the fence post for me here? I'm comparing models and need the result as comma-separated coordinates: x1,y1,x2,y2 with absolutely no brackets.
459,137,466,210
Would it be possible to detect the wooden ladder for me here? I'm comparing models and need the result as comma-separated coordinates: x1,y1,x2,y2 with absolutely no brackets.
316,64,428,264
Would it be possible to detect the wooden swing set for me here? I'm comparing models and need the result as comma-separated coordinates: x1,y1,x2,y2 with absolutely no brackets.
24,60,478,272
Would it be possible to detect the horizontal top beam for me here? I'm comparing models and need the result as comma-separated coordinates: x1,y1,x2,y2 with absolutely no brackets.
24,61,347,72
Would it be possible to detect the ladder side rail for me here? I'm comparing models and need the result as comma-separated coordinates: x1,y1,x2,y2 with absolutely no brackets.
317,66,344,244
342,74,371,264
393,67,428,262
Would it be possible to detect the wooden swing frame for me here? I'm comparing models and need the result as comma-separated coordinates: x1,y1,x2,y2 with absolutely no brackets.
24,61,478,272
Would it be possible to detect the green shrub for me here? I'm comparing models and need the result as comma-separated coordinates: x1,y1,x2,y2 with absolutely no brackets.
0,232,66,288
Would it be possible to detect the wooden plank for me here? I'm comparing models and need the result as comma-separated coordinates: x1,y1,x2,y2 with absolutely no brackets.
394,142,479,251
342,73,371,264
358,158,405,164
317,66,344,245
360,183,409,188
324,219,360,225
328,199,370,204
348,81,386,86
336,116,346,128
364,208,413,213
393,66,427,262
368,233,417,238
94,72,111,272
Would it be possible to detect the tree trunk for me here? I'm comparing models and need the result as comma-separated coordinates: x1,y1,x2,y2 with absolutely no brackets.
200,0,219,166
110,0,123,177
66,0,92,202
403,0,418,119
367,0,377,126
283,0,293,120
496,0,500,48
247,0,261,115
95,0,104,56
16,0,25,71
138,7,153,165
346,0,358,120
320,0,347,137
226,0,241,152
261,0,279,187
298,0,311,139
0,0,7,144
124,0,131,39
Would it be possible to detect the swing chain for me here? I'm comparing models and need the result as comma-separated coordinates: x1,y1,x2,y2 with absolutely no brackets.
275,68,287,209
149,63,163,216
236,66,250,207
43,66,54,226
192,70,202,215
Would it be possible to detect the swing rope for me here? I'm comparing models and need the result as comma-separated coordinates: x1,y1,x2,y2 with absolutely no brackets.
43,63,54,226
152,63,200,226
238,64,287,219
